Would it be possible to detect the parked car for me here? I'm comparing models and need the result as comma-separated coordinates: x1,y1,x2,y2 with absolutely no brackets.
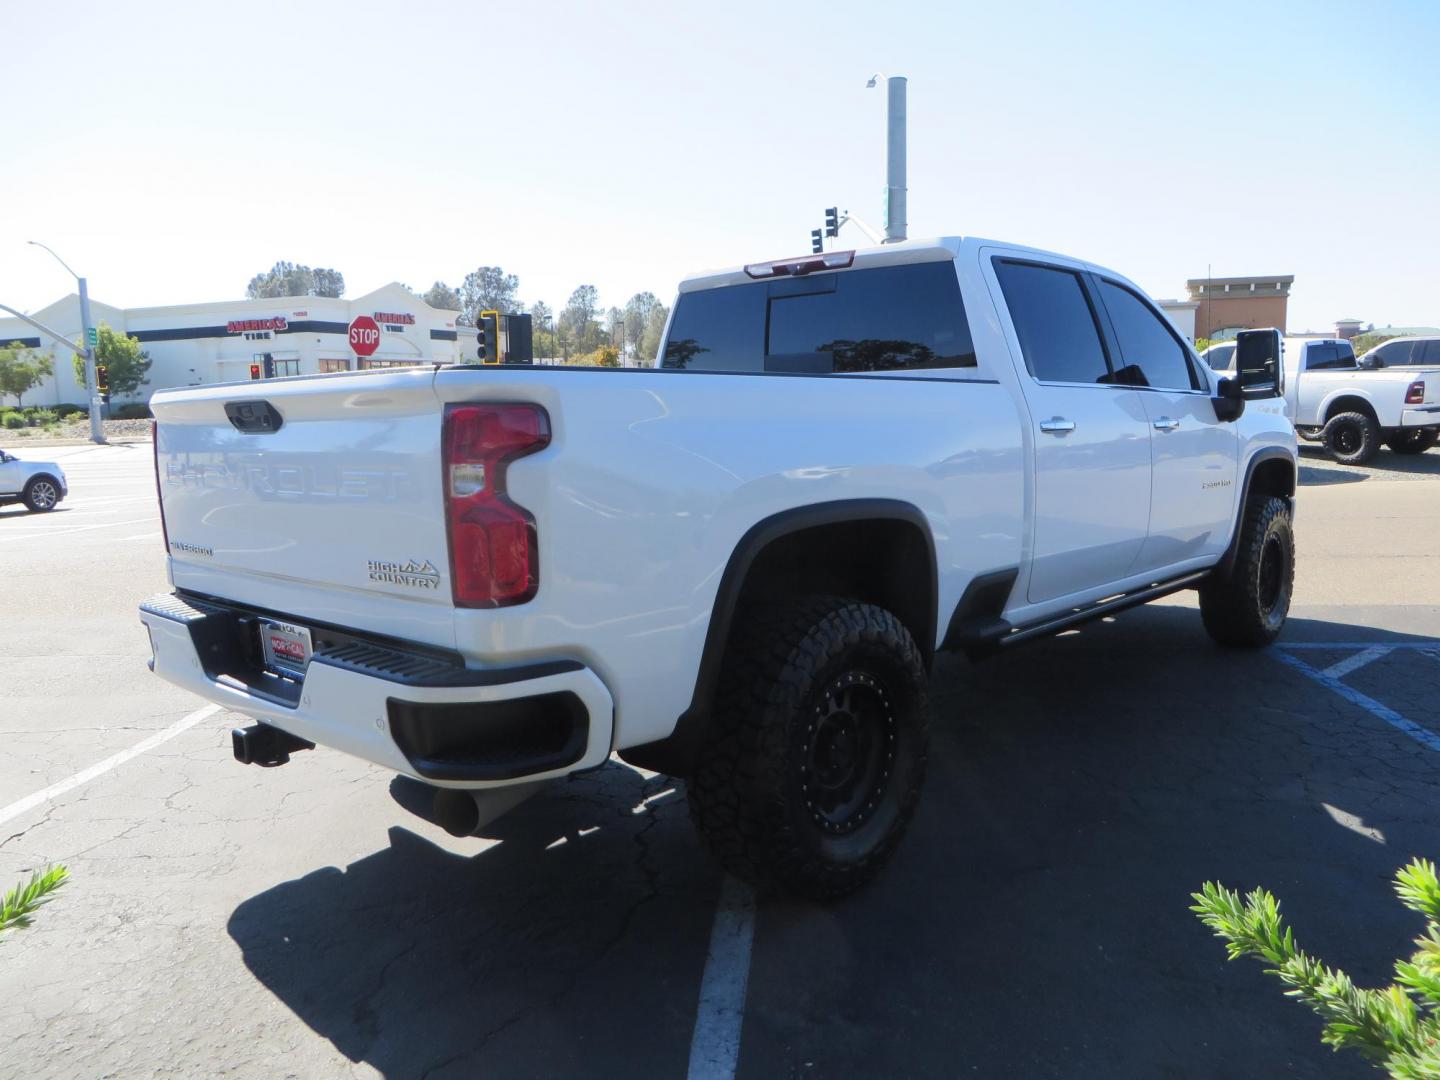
140,236,1297,898
1200,341,1236,371
1364,336,1440,370
0,449,67,512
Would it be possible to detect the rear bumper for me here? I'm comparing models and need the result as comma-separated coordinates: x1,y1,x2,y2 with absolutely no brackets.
1401,407,1440,428
138,591,615,788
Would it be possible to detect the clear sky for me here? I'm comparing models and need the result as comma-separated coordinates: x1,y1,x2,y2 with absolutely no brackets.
2,0,1436,332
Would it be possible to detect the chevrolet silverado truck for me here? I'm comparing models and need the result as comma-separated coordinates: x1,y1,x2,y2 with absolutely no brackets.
1226,331,1440,464
140,237,1297,898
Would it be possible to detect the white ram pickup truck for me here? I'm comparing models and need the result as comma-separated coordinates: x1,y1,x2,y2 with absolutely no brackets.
1228,331,1440,464
140,237,1298,898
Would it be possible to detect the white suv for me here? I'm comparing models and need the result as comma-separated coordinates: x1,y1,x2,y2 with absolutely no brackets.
0,449,67,512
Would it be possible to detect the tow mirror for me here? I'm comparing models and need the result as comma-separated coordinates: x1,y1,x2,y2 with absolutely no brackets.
1234,329,1284,399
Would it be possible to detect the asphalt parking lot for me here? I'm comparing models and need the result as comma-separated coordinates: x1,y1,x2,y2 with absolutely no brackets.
3,442,1439,1079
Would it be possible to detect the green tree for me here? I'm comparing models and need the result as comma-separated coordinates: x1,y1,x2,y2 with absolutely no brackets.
607,306,626,353
0,344,54,407
639,301,670,364
1353,332,1401,358
423,281,462,311
560,285,600,354
624,292,660,358
245,261,345,299
529,300,555,358
1195,857,1440,1076
459,266,522,327
72,324,151,399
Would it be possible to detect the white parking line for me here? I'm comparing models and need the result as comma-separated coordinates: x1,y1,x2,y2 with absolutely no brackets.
0,703,224,830
1274,650,1440,754
1321,645,1394,680
0,516,155,542
687,874,757,1080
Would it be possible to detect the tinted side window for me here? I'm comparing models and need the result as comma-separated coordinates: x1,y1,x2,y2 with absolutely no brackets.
766,263,976,372
1306,344,1342,369
1423,341,1440,365
1097,280,1198,390
1370,341,1402,367
993,261,1110,384
661,285,766,371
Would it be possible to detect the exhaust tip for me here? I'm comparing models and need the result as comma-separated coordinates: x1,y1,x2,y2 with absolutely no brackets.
432,788,481,837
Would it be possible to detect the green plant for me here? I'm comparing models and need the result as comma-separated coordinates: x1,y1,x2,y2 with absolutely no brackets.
1194,858,1440,1076
1,865,68,940
2,411,26,429
30,407,58,426
109,403,153,420
53,403,86,418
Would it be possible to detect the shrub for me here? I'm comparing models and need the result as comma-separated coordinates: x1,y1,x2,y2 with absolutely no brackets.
31,408,58,426
109,403,152,421
53,403,86,418
1194,857,1440,1075
2,412,26,429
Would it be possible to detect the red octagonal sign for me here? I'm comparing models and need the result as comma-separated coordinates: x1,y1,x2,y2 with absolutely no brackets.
348,315,381,357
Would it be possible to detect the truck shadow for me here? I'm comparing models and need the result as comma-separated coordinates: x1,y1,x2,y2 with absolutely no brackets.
1299,443,1440,484
229,604,1440,1079
741,605,1440,1078
227,769,719,1078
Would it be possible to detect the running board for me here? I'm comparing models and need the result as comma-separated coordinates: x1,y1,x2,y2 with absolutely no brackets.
962,570,1211,659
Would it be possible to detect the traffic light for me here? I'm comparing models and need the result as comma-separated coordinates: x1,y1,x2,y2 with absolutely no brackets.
249,364,261,380
811,229,823,254
824,207,840,238
95,363,110,404
262,354,276,379
503,314,533,365
477,310,500,364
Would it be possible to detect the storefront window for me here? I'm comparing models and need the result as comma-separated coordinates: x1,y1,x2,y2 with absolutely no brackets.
358,359,423,370
320,358,350,373
272,359,301,377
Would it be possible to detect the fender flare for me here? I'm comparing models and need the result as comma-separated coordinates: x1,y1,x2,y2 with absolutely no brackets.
618,497,937,777
1317,388,1380,425
1213,448,1295,581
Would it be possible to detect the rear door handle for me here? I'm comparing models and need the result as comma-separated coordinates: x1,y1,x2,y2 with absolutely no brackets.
1039,417,1076,435
1152,416,1181,432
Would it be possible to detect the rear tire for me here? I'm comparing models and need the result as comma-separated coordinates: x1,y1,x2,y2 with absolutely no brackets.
22,476,60,513
686,595,929,900
1386,429,1439,455
1200,496,1294,648
1322,411,1379,465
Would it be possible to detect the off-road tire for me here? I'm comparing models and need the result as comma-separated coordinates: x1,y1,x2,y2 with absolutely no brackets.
1200,495,1294,648
686,595,929,900
1323,411,1379,465
1386,428,1439,455
22,475,60,513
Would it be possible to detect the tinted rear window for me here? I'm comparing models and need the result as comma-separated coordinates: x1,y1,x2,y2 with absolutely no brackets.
662,262,975,373
993,260,1110,384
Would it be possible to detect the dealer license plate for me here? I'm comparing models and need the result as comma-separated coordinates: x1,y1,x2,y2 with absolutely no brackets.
259,619,313,675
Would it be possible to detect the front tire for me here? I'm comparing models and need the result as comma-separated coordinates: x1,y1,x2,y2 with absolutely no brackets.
686,595,929,900
22,476,60,512
1386,428,1439,455
1322,411,1379,465
1200,495,1294,648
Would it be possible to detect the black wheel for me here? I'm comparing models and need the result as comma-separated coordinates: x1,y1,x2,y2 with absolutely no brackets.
1200,496,1294,648
1386,428,1439,455
22,475,60,512
686,595,929,900
1322,411,1379,465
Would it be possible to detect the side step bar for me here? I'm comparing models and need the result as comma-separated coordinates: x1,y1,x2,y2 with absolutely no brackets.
960,570,1211,659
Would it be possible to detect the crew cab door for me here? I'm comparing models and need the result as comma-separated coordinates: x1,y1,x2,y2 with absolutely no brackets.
1091,278,1238,571
986,255,1152,604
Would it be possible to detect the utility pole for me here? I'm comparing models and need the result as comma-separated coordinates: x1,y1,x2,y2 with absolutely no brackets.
867,74,908,243
28,241,105,444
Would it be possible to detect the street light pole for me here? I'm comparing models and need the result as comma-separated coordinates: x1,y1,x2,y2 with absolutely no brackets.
866,74,908,243
28,241,105,444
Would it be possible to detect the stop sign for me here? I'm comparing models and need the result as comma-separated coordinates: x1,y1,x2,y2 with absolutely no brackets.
348,315,381,357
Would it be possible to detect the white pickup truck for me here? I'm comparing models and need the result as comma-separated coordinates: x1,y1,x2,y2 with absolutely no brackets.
140,237,1297,898
1224,332,1440,464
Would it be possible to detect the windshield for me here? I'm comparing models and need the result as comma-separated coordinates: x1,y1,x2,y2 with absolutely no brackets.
1205,344,1236,372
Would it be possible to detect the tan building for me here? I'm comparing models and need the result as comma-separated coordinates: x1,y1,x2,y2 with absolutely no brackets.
1186,275,1294,340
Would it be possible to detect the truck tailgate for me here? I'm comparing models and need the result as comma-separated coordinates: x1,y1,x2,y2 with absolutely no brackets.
151,370,457,648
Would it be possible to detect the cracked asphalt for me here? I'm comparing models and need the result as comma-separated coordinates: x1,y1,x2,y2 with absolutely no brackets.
2,442,1439,1079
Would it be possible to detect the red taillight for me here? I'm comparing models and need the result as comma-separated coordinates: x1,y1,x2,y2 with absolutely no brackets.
152,420,169,553
443,403,550,607
1406,381,1425,405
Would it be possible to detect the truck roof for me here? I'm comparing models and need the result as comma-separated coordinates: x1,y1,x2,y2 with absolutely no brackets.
677,236,1112,294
